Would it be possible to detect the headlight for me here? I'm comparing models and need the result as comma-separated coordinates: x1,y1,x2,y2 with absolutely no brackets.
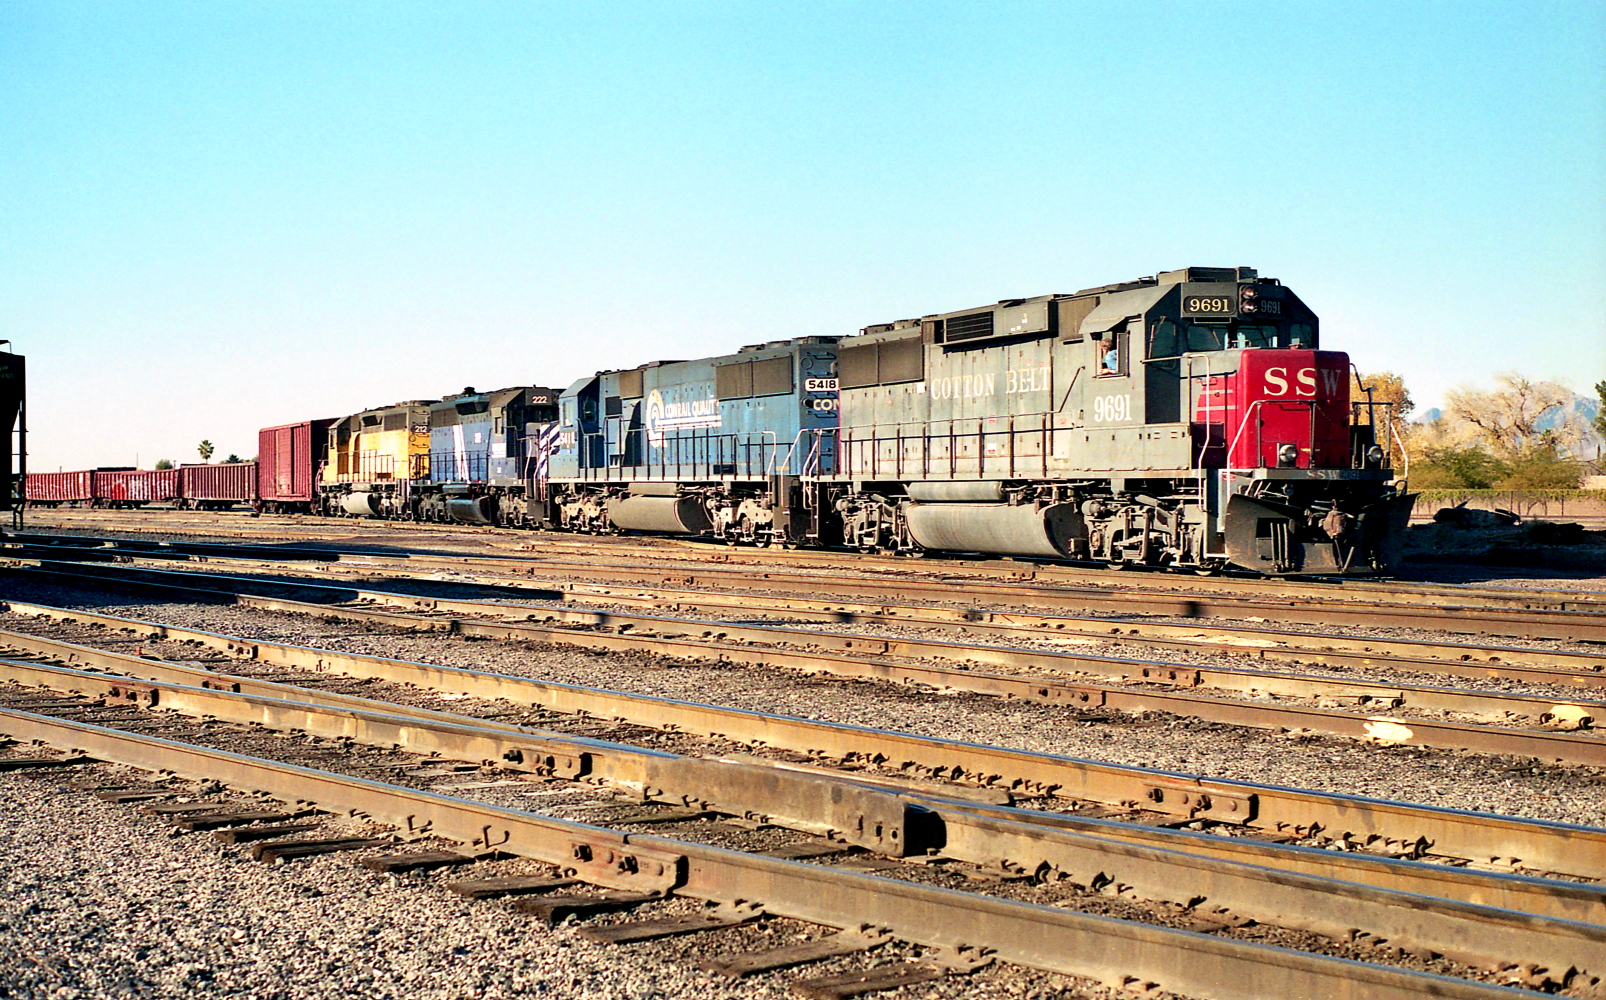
1278,443,1299,465
1366,444,1385,464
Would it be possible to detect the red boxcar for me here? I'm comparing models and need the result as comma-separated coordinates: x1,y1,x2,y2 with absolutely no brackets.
25,470,94,505
258,419,334,513
179,462,259,508
93,469,180,507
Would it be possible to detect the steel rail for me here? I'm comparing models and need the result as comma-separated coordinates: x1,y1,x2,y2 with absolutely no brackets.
4,652,1603,981
25,550,1606,714
12,562,1606,767
13,532,1606,639
5,597,1606,883
29,537,1606,688
444,555,1606,642
0,623,1597,926
0,707,1543,1000
19,517,1606,612
18,540,1606,681
557,581,1606,689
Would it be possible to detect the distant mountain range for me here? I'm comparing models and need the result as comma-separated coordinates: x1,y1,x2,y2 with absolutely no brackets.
1413,392,1602,458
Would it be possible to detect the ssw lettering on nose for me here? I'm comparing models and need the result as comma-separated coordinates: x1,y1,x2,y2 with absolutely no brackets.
1263,367,1342,397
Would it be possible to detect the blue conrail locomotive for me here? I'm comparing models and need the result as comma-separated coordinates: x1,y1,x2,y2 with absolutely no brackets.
542,338,840,544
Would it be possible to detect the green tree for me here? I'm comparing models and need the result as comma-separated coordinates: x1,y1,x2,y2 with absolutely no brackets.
197,440,214,463
1411,445,1509,489
1594,381,1606,440
153,459,174,470
224,453,242,463
1497,449,1582,489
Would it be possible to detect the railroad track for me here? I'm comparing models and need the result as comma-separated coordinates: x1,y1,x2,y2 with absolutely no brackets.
0,619,1602,996
17,512,1606,614
2,593,1602,882
9,559,1606,769
17,532,1606,688
10,529,1606,643
9,517,1606,996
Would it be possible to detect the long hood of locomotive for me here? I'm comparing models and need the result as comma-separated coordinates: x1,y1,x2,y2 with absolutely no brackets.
829,278,1355,480
546,340,839,482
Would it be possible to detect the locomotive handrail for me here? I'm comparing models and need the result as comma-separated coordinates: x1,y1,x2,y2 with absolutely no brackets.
426,448,492,484
572,427,791,482
1184,354,1226,507
835,411,1060,483
1223,397,1320,476
1391,416,1411,484
1347,363,1409,481
768,429,810,476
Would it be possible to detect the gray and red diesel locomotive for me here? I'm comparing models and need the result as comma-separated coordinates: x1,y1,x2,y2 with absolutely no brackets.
31,267,1412,574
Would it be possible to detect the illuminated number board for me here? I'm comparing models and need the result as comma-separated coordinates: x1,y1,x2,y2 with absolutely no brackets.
1182,293,1235,318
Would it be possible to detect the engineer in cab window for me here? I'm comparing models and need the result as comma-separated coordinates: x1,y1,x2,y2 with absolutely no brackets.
1101,336,1121,375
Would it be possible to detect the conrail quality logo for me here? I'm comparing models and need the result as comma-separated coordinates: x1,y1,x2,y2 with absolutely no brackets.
645,389,722,447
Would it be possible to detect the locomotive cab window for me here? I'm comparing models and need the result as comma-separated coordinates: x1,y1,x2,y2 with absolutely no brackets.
1232,325,1283,349
1148,320,1225,359
1096,330,1128,377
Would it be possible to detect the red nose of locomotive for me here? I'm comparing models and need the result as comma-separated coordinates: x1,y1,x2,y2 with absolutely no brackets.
1195,349,1351,470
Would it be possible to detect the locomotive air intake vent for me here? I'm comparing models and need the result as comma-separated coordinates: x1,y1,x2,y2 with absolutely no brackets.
943,311,995,343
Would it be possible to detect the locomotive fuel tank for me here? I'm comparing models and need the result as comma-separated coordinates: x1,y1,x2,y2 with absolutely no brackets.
340,492,380,516
606,494,714,534
902,501,1084,559
445,497,494,524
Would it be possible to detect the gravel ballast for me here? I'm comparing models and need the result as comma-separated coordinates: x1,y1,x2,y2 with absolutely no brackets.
1,579,1601,829
0,768,1121,1000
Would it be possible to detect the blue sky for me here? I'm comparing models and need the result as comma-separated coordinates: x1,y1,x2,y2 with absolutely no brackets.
4,1,1603,469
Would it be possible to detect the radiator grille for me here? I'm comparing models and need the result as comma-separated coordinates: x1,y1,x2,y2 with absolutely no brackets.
943,311,994,342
